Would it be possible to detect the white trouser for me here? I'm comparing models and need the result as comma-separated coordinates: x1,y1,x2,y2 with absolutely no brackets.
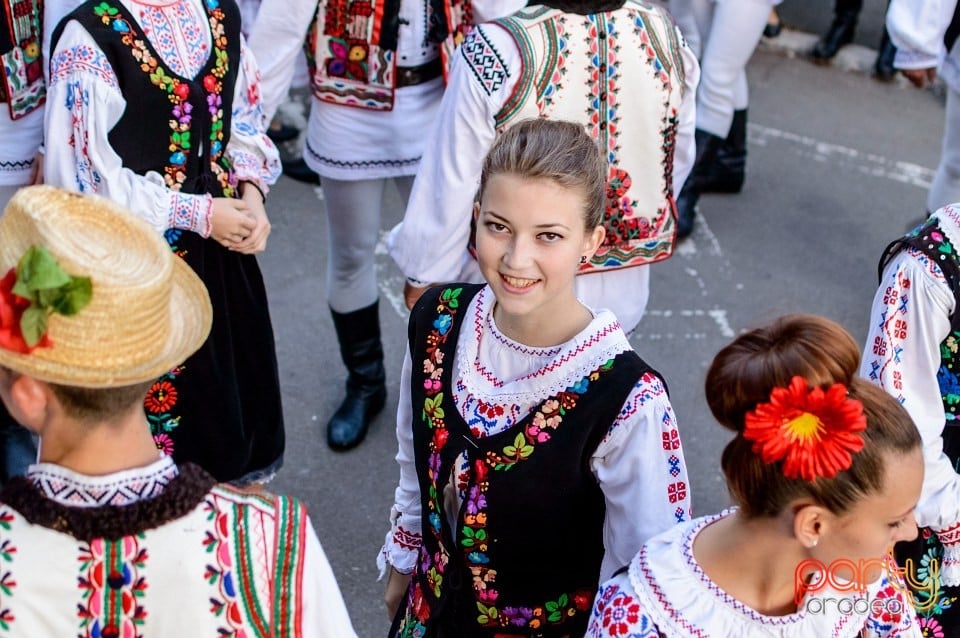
670,0,772,137
929,85,960,213
321,176,414,313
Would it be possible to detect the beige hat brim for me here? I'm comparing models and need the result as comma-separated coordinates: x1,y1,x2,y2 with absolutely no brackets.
0,186,213,388
0,255,212,388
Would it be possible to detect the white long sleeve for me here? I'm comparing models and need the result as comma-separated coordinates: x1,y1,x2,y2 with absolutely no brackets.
887,0,958,69
301,517,361,637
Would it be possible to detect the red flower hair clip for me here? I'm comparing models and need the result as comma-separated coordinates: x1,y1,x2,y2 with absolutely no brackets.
743,376,866,481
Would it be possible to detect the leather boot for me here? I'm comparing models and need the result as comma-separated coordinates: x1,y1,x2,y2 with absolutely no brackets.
327,301,387,451
676,129,724,239
811,9,858,61
874,27,898,81
699,109,747,194
282,157,321,185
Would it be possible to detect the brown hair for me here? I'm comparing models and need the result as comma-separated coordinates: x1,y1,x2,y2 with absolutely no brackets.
49,381,153,423
479,118,607,229
706,314,921,518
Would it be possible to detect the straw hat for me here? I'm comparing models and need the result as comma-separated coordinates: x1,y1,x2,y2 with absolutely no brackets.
0,186,212,387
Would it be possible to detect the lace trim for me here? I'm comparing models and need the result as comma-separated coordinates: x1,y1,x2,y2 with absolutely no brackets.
455,286,631,405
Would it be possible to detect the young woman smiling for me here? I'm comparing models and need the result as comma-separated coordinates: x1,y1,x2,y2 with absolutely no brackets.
379,119,693,638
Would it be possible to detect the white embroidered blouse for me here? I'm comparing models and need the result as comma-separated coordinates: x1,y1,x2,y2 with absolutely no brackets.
861,204,960,586
43,0,280,235
587,510,922,638
12,455,358,636
379,285,693,581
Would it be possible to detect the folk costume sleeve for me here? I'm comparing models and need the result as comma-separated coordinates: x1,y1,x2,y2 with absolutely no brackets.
886,0,957,69
591,372,692,581
378,345,423,577
674,26,700,192
586,574,660,638
246,0,316,121
225,39,281,191
45,20,214,235
861,249,960,579
386,23,522,285
300,515,360,637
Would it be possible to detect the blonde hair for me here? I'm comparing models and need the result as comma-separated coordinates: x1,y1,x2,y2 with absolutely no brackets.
479,119,607,228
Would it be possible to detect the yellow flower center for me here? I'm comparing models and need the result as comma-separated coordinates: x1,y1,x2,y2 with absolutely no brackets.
783,411,823,443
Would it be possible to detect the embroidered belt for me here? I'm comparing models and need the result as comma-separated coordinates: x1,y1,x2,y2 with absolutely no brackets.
395,57,442,88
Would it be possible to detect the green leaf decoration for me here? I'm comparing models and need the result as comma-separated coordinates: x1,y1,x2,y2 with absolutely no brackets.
14,246,70,293
10,246,93,347
49,277,92,316
20,307,47,347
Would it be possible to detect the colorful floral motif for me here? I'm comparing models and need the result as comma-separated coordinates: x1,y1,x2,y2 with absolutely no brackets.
202,498,260,635
0,511,15,631
144,367,184,455
91,0,234,196
77,535,148,637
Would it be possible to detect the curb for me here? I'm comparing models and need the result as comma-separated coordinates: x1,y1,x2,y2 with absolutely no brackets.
757,27,914,88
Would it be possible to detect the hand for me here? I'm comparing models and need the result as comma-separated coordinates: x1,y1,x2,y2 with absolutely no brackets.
902,67,937,88
384,567,412,620
210,197,255,249
231,185,271,254
29,151,43,185
404,281,432,310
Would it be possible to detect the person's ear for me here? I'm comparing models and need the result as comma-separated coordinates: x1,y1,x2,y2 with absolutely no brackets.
7,375,51,432
581,224,605,260
792,500,830,549
473,201,481,224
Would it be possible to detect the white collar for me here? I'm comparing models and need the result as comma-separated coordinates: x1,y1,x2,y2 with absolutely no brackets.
27,454,179,508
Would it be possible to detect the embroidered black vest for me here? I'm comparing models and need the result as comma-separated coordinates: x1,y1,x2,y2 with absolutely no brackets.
403,284,655,637
880,217,960,464
0,0,44,118
51,0,240,197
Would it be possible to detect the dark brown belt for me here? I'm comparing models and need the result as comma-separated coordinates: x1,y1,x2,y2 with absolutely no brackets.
395,57,442,88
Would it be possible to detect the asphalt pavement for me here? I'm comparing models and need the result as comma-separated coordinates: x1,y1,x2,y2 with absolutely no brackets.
261,41,946,637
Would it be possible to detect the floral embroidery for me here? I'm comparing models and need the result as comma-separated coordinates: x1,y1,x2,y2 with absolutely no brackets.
0,511,15,631
587,582,658,637
77,536,149,637
144,368,185,455
91,0,234,196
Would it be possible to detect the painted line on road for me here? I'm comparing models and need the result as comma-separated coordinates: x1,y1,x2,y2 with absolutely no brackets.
748,123,934,189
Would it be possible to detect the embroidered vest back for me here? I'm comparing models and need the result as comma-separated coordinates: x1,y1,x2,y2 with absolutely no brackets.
493,2,686,273
305,0,473,111
0,0,45,119
401,284,654,637
51,0,241,197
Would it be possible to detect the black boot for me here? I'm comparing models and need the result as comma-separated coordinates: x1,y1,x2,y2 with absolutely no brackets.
874,27,898,81
699,109,747,194
676,129,724,239
327,301,387,451
811,9,858,61
282,158,321,185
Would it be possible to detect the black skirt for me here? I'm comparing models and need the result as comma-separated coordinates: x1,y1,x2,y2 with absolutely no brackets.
145,229,284,484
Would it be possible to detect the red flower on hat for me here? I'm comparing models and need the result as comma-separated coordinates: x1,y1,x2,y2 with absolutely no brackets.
743,376,866,481
0,268,50,354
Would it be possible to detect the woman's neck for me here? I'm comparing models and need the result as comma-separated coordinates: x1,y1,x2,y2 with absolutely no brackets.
492,294,594,348
693,512,808,617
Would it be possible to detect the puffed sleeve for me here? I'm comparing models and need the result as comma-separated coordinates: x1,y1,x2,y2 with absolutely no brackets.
587,572,661,637
45,21,213,235
225,37,281,190
591,372,691,581
386,23,521,285
377,345,423,577
673,24,700,191
860,243,960,585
